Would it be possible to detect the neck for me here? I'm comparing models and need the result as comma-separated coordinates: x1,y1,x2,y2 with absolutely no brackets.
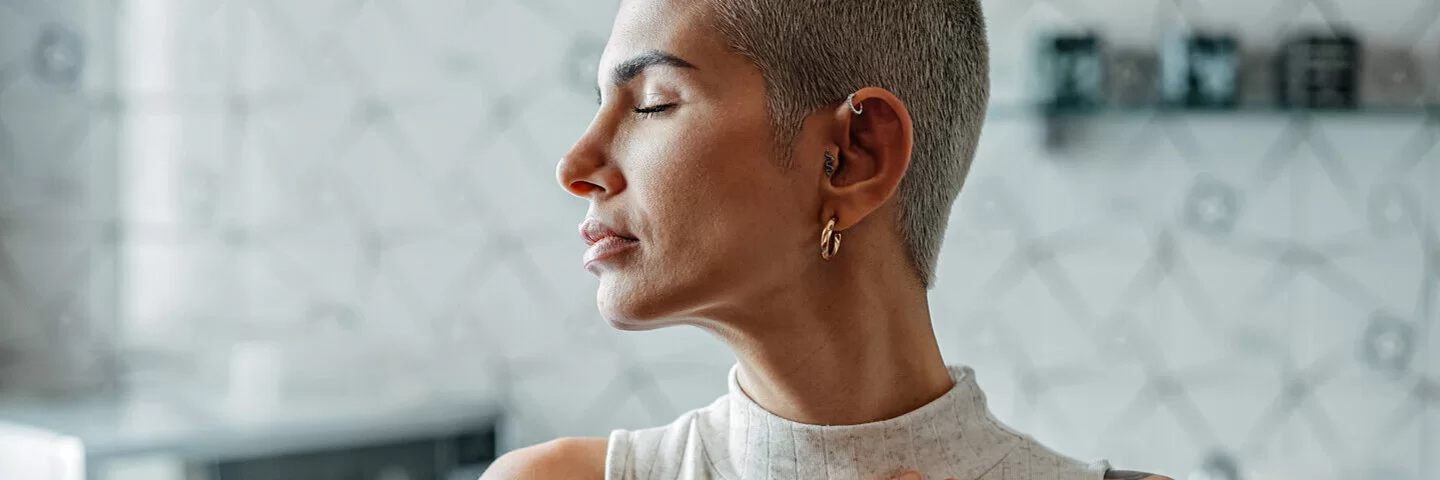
699,255,953,426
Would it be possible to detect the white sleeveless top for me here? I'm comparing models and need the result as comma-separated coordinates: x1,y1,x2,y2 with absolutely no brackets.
606,365,1109,480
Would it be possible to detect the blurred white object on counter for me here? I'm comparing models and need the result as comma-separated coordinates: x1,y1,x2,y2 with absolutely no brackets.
224,341,283,417
0,421,85,480
0,382,500,480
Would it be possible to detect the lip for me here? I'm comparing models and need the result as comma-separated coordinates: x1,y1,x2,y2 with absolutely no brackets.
583,235,640,270
579,218,639,271
579,219,637,246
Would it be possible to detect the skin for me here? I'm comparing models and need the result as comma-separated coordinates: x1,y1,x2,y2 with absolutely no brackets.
482,0,1173,479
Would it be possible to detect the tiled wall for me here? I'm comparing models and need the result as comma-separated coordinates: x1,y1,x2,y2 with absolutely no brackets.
1,0,1436,478
0,0,119,396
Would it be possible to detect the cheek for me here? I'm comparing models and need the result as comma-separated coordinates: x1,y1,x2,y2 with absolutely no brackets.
599,106,813,323
636,120,805,267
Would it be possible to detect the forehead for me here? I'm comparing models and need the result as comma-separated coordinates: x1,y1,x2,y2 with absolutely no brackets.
599,0,737,84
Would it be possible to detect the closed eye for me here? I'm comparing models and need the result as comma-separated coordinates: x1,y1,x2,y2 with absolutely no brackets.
634,104,676,117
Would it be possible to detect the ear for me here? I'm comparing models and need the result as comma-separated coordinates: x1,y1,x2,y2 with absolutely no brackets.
821,87,914,231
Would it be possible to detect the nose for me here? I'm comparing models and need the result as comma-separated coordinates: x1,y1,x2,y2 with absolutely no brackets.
557,123,626,199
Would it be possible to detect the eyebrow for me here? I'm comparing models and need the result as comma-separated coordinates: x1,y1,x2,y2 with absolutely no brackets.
596,50,698,103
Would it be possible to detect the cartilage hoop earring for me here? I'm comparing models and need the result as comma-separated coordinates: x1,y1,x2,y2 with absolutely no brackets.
821,218,842,260
823,151,838,177
845,92,863,115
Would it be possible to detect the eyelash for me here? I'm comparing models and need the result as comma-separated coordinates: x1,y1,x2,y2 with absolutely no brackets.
633,104,676,118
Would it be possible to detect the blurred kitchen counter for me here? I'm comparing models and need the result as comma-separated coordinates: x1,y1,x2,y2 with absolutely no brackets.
0,384,502,480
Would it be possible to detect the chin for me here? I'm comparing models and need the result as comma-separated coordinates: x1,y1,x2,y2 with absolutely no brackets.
595,277,681,332
603,314,657,332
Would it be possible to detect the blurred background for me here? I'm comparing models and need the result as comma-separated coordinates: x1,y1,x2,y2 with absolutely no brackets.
0,0,1437,479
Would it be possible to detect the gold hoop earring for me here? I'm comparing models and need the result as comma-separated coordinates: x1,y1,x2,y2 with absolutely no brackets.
820,218,842,260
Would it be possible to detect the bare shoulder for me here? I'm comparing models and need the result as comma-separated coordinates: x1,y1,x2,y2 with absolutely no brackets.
479,437,608,480
1103,470,1174,480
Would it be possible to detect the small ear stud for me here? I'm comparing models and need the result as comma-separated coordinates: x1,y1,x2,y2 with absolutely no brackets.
823,151,838,177
845,92,863,115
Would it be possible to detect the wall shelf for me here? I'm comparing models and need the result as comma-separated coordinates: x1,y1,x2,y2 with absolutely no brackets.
986,103,1440,149
988,103,1440,121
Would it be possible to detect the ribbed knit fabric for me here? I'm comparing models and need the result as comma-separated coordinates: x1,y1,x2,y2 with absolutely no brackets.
606,365,1109,480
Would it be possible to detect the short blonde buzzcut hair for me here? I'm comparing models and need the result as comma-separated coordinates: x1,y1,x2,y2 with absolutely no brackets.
707,0,990,288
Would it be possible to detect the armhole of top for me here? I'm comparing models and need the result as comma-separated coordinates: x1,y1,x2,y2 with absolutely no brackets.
605,429,633,480
1087,459,1114,480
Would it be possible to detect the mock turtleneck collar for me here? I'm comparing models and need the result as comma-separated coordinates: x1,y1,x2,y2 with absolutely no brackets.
698,365,1028,480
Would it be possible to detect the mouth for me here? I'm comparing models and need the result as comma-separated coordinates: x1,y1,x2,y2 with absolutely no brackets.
580,219,640,271
583,235,640,270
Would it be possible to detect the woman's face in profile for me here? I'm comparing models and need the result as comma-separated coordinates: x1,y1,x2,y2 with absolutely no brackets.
558,0,824,329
